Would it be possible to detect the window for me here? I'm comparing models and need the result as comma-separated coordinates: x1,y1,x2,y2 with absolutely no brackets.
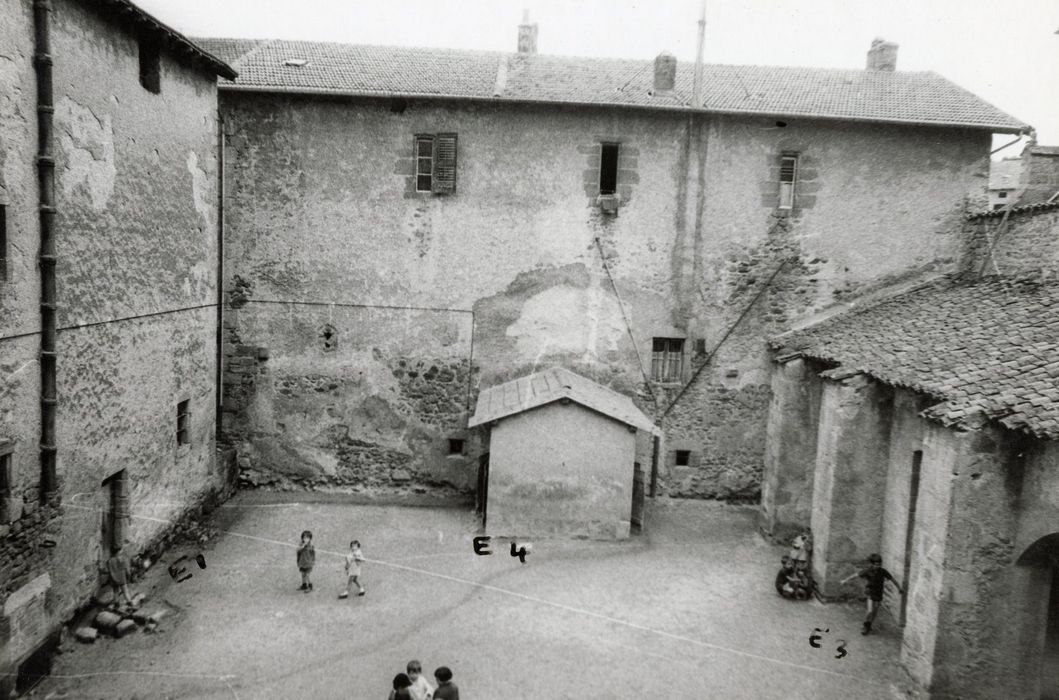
0,443,11,523
674,450,691,466
998,191,1008,199
448,439,465,455
414,133,458,194
599,143,619,195
0,204,6,282
779,155,798,209
651,337,684,382
138,36,161,94
176,400,190,445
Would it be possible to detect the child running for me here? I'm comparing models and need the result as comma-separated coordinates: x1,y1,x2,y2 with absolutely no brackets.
841,553,903,634
296,530,316,592
338,539,366,599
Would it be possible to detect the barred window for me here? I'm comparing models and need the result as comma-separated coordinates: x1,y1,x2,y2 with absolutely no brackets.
651,338,684,382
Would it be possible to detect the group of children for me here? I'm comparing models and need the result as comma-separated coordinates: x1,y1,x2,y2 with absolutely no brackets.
295,530,366,599
389,661,460,700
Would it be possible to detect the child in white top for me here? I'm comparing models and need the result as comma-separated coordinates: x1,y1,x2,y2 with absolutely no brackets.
338,540,366,599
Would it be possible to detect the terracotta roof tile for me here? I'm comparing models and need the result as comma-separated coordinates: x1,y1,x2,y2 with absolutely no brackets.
772,276,1059,440
193,38,1027,132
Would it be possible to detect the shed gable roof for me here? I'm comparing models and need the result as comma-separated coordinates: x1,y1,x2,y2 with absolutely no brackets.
193,38,1027,133
772,276,1059,440
468,367,657,433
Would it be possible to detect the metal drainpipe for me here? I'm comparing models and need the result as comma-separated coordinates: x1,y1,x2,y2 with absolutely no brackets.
215,111,224,454
33,0,58,503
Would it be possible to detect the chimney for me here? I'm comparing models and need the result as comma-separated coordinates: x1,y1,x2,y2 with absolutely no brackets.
653,51,676,92
866,38,898,71
517,10,538,54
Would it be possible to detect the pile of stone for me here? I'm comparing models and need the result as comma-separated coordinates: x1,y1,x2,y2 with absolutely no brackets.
73,595,169,643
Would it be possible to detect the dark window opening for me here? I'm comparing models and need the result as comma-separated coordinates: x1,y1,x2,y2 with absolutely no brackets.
0,446,12,522
0,204,7,281
390,98,408,114
651,337,684,382
775,120,788,128
448,439,465,455
599,143,619,195
176,400,190,446
674,450,691,466
998,191,1008,199
779,154,798,209
101,469,127,553
138,37,161,94
15,632,59,695
694,338,707,355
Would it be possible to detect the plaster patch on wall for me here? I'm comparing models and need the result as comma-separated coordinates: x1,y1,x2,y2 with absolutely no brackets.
56,97,116,212
186,151,211,223
506,283,624,358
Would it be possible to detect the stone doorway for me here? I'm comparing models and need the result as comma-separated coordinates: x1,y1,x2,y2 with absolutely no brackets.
1044,567,1059,700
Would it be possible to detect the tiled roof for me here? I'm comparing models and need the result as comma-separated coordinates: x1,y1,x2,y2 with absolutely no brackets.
193,38,1028,133
967,201,1059,220
771,277,1059,440
468,367,657,433
92,1,236,79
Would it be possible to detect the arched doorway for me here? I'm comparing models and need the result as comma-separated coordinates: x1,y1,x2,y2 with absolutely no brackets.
1018,534,1059,700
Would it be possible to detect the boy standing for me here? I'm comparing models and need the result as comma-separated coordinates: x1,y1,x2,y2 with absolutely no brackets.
841,553,903,635
406,660,434,700
338,540,366,599
106,545,135,607
296,530,316,592
433,666,459,700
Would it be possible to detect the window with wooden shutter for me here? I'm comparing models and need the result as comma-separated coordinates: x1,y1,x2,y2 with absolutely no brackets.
779,155,798,209
415,136,434,192
651,337,684,382
432,133,458,194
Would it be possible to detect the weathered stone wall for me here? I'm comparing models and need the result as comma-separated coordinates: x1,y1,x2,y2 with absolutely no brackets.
0,0,223,681
220,90,989,498
962,206,1059,279
487,402,637,539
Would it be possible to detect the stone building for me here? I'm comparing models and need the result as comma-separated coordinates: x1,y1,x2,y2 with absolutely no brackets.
0,0,233,691
467,367,657,539
196,29,1028,501
761,200,1059,698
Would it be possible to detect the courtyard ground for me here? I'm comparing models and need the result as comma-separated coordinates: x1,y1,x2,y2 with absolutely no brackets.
31,494,903,699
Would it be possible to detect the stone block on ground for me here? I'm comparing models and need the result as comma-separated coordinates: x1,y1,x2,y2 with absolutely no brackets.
93,610,122,632
132,592,146,607
116,619,138,637
391,469,412,482
74,627,98,643
147,609,168,624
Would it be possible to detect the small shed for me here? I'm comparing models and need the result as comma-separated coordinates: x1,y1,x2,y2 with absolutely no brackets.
468,368,657,540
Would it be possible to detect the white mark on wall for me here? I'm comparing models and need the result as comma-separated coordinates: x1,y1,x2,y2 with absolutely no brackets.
56,96,115,211
186,151,211,224
507,284,625,359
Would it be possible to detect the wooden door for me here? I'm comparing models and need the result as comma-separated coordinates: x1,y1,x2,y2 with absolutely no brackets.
631,462,645,532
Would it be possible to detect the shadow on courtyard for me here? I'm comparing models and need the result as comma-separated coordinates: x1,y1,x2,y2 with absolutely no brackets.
31,494,903,699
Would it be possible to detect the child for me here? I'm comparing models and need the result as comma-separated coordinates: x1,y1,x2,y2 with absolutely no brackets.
841,553,903,635
389,673,414,700
406,659,434,700
338,540,366,599
433,666,459,700
296,530,315,592
106,545,135,607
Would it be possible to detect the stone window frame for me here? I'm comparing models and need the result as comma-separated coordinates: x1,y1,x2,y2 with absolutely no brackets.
0,440,12,523
582,137,638,208
761,143,818,214
778,153,799,209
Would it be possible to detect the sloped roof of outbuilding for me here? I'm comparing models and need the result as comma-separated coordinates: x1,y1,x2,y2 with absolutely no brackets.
468,367,657,434
192,38,1028,133
771,276,1059,440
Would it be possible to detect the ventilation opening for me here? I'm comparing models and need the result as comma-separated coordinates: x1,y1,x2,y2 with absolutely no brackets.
15,632,59,695
320,324,338,352
138,36,161,94
448,439,465,455
283,58,308,67
599,143,619,195
675,450,691,466
390,98,408,114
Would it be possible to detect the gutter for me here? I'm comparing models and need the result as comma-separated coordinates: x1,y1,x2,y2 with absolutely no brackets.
215,84,1030,135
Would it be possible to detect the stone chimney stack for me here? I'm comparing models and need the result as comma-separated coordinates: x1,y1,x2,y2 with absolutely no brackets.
653,51,676,92
866,38,898,71
518,10,538,54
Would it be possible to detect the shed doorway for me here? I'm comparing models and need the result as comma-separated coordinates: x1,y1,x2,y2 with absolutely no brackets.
1044,567,1059,700
631,463,645,533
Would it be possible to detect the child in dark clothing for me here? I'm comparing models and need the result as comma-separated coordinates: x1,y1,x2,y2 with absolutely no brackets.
433,666,459,700
296,530,316,592
389,673,414,700
841,553,904,635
